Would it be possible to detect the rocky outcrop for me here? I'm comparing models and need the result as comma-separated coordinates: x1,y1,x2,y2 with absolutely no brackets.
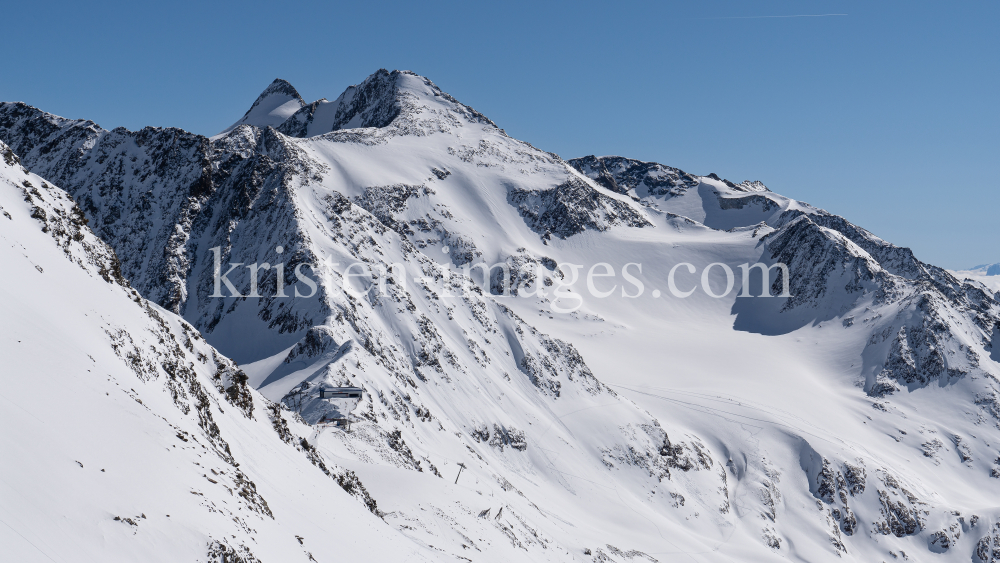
508,176,651,239
278,69,497,139
568,155,699,198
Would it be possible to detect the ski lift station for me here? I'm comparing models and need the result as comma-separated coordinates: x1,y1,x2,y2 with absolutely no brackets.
318,387,363,400
317,387,363,431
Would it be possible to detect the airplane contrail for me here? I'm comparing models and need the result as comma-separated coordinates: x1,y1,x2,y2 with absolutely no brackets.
694,13,848,20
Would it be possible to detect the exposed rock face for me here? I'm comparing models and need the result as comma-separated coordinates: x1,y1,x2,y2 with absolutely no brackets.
0,105,326,355
731,203,998,400
1,139,409,562
569,155,699,198
0,101,211,310
223,78,305,131
777,209,925,279
736,180,769,192
507,176,652,240
277,69,497,139
978,521,1000,562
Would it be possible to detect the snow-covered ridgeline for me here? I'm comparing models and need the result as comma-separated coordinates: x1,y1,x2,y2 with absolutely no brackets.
1,68,1000,562
0,140,430,562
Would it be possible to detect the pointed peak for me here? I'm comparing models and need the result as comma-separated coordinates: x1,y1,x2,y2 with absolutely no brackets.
735,180,769,193
215,79,306,138
252,79,303,109
276,69,496,138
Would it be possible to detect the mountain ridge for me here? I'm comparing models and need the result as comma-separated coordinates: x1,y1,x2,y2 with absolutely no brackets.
0,138,430,562
969,263,1000,276
218,78,307,136
2,69,1000,562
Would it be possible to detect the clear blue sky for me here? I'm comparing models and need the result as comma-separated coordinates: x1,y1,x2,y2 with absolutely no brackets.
2,0,996,269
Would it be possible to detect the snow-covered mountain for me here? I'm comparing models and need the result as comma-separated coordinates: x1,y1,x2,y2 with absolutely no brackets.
2,70,1000,562
951,264,1000,294
0,140,432,562
218,79,306,137
969,264,1000,276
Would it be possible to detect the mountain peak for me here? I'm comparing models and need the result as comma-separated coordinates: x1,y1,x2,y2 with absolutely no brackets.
256,78,302,102
215,78,306,137
970,262,1000,276
270,69,497,138
215,69,497,139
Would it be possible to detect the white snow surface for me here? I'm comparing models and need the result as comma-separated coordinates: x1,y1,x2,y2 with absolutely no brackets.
2,70,1000,563
0,143,441,562
215,79,306,138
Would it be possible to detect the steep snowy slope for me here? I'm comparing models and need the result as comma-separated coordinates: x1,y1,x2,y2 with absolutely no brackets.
3,70,1000,562
217,79,306,137
0,86,753,561
0,141,437,562
562,156,1000,561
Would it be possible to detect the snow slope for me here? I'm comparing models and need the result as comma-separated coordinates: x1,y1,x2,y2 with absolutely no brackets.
3,70,1000,562
216,79,306,137
0,141,437,562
